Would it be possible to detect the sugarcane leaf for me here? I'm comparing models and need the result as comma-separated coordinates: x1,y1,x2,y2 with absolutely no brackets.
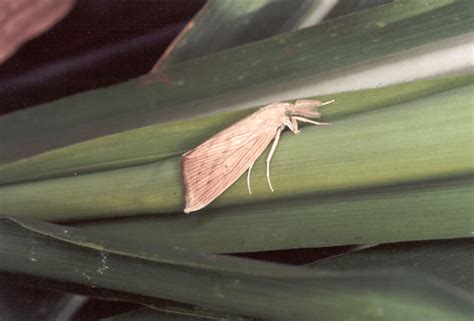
309,239,474,294
152,0,326,70
0,217,471,321
0,83,472,222
152,0,391,70
1,0,472,164
0,74,471,185
76,175,473,253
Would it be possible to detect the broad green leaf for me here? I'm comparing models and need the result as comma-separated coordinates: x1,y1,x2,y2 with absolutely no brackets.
152,0,326,70
309,239,474,294
77,176,473,252
0,217,471,321
153,0,389,70
0,84,472,222
1,0,472,164
152,0,390,72
0,75,471,185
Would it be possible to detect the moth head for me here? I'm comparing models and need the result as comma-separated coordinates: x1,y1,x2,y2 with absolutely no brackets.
289,99,334,118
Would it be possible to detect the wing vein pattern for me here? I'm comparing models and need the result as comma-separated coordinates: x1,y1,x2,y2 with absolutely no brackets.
182,113,281,212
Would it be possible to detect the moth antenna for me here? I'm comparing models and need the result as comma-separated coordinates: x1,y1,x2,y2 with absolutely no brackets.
320,99,335,106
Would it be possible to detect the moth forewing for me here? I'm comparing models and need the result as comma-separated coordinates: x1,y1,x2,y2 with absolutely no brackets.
181,105,285,213
182,99,333,213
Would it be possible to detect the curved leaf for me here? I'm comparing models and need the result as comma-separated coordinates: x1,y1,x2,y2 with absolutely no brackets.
0,217,471,321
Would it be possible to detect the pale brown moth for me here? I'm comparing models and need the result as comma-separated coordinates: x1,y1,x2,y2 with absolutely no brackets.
182,99,334,213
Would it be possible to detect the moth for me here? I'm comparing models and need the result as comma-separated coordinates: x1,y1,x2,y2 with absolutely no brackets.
182,99,334,213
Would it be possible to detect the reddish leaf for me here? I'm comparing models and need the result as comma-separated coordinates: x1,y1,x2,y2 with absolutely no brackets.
0,0,75,64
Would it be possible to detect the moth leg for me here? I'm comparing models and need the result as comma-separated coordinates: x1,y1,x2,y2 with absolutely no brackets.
291,117,300,133
284,118,299,133
247,162,254,195
266,126,283,192
293,116,331,126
